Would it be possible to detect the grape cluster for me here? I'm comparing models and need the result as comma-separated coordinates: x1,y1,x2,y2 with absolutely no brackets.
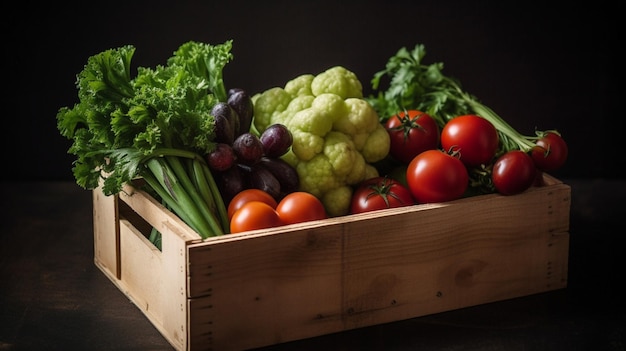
205,89,299,204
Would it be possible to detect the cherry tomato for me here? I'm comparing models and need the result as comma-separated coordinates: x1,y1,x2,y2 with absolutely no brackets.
530,131,568,172
441,114,499,167
276,192,327,225
350,176,415,214
406,149,469,203
230,201,282,233
227,188,278,220
385,110,439,164
492,150,537,195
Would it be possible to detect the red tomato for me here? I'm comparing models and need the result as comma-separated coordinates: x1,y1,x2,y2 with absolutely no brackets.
230,201,282,233
385,110,440,164
406,149,469,203
492,150,537,195
227,188,278,220
350,176,415,214
530,131,568,172
441,114,499,167
276,192,327,225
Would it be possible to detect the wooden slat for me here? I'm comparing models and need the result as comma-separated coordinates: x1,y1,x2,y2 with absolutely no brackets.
118,183,203,243
92,187,120,279
119,219,165,333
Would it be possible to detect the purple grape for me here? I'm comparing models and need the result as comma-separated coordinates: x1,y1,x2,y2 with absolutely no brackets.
213,166,245,205
227,88,253,137
211,102,240,143
232,132,264,165
260,124,293,158
241,163,282,201
258,157,299,198
205,143,236,171
213,113,235,145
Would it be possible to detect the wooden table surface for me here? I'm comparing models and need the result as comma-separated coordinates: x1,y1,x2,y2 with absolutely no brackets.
1,179,624,350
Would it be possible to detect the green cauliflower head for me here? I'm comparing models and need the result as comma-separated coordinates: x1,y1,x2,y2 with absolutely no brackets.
253,66,390,216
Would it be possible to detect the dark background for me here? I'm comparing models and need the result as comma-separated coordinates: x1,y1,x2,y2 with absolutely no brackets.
2,3,625,350
6,0,622,182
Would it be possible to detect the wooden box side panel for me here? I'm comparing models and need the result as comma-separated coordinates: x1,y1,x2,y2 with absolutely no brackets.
93,187,120,279
185,181,570,350
187,225,345,351
99,219,189,351
93,184,199,351
115,218,194,351
340,183,570,328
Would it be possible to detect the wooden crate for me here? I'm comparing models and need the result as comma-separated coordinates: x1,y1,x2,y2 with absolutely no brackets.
92,174,571,351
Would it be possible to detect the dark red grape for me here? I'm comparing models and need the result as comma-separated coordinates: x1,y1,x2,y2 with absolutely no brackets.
213,113,235,145
228,88,253,136
241,163,282,201
213,166,245,204
260,124,293,158
211,102,240,143
258,157,299,197
206,143,236,171
232,132,264,165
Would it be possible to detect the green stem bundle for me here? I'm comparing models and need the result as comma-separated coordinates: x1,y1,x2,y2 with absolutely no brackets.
143,155,228,239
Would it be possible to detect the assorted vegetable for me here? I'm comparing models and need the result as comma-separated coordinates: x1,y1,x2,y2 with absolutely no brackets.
228,189,327,233
350,176,414,214
230,200,282,233
227,188,278,220
440,114,499,168
58,40,569,238
56,41,236,239
530,131,569,172
275,191,328,225
207,117,299,204
406,149,469,203
385,110,439,164
367,44,568,197
491,150,537,195
367,44,546,154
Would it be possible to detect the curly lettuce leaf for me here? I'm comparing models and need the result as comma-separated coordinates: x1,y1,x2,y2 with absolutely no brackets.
57,40,233,195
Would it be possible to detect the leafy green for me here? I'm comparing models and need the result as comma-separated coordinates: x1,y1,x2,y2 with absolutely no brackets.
366,44,539,154
57,40,234,238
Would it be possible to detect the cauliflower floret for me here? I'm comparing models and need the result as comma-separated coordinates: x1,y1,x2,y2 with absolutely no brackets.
344,152,368,185
322,186,354,218
272,95,315,127
361,123,391,163
311,66,363,99
333,98,380,150
253,87,292,132
296,155,343,198
291,129,324,161
285,74,314,97
310,93,349,123
288,108,334,136
323,132,358,178
286,95,315,113
343,98,379,133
